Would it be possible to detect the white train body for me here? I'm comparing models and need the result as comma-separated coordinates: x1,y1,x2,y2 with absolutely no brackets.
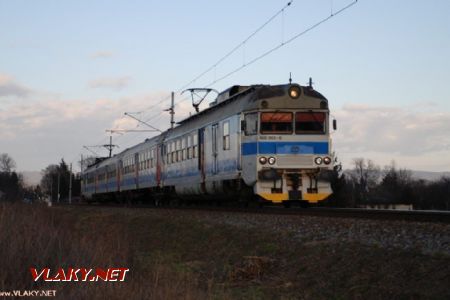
82,83,335,205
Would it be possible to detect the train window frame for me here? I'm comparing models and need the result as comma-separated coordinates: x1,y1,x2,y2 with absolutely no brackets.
150,148,155,168
260,112,293,135
166,143,171,164
187,134,192,159
171,141,176,163
223,121,230,150
244,113,258,136
176,139,181,162
295,112,326,135
193,133,198,158
182,137,187,161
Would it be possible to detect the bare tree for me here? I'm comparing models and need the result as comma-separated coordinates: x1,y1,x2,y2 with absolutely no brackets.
40,159,81,202
0,153,16,173
351,158,380,203
379,161,413,204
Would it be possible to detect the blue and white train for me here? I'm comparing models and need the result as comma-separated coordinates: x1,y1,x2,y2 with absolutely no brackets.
81,82,337,206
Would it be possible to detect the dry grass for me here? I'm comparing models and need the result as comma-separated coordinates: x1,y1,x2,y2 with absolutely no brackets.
0,203,210,299
1,203,449,299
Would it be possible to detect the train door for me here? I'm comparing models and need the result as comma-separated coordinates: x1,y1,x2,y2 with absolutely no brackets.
198,128,206,192
241,112,259,185
117,160,122,192
94,171,98,195
134,153,139,189
105,166,109,193
212,123,219,174
156,144,162,187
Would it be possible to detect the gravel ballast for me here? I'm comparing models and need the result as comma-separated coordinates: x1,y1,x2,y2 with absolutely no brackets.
168,209,450,255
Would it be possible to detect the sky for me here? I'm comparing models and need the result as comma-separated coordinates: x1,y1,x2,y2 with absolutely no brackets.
1,0,449,173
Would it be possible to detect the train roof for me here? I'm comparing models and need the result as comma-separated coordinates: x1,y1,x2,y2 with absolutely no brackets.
177,83,327,126
83,82,327,173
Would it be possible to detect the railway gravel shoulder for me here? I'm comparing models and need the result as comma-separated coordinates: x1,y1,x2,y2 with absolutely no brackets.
61,204,450,256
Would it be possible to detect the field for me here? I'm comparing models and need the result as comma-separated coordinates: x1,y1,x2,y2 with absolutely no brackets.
1,202,449,299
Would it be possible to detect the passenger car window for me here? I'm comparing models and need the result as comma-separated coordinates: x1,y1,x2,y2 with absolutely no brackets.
223,121,230,150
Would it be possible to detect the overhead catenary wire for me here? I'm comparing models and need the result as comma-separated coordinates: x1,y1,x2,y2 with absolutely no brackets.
107,2,297,148
79,0,358,165
175,0,294,94
135,0,296,115
203,0,358,88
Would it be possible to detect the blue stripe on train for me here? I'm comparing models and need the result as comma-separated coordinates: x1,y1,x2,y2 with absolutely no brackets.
242,141,328,155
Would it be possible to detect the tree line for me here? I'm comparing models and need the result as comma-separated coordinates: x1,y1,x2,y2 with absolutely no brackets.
327,158,450,210
1,153,449,209
0,153,81,203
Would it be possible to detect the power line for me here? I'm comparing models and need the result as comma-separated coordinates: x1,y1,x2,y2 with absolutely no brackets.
81,0,358,159
176,1,294,94
137,1,295,115
203,0,358,88
104,1,298,149
110,0,359,149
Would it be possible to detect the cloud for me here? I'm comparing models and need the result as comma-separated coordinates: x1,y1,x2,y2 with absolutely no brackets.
0,91,171,170
88,76,131,90
90,51,114,59
333,103,450,170
3,93,448,172
0,92,176,143
0,74,31,98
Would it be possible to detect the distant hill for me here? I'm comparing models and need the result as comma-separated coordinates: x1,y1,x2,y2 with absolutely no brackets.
21,171,42,186
411,171,450,181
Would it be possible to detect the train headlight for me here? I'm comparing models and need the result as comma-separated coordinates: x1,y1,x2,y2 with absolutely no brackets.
259,157,267,165
288,86,301,99
323,156,331,165
314,157,323,165
268,157,276,165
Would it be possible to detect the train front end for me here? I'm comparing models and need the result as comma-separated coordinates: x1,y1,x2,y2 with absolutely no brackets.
241,83,335,206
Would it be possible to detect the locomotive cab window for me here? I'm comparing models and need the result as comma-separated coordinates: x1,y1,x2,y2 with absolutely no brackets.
295,112,326,134
244,113,258,135
260,112,293,134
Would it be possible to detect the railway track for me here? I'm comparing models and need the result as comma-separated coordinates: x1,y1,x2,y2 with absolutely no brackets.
266,207,450,223
56,202,450,223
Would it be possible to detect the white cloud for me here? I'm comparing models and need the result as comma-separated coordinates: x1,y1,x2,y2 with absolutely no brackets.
88,76,131,90
333,103,450,171
0,92,170,171
3,94,449,172
90,51,114,59
0,74,31,98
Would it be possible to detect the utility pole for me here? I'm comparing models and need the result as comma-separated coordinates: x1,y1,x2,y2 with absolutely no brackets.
84,138,117,159
107,136,114,157
170,91,175,129
164,91,176,129
69,163,72,204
